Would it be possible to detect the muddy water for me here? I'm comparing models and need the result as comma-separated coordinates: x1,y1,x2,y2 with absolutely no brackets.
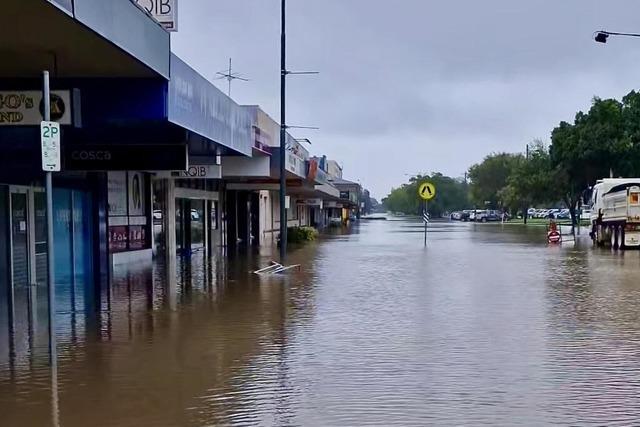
2,220,640,426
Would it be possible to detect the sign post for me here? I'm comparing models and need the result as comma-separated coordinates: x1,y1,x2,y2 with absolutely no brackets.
42,71,57,365
418,182,436,247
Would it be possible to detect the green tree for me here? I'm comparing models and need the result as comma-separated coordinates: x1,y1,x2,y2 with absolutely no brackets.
383,173,469,217
499,141,558,215
467,153,522,209
550,97,629,224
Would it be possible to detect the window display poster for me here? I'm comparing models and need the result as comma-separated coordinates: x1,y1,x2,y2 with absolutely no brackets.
129,226,147,250
109,226,128,253
128,172,146,216
108,172,127,216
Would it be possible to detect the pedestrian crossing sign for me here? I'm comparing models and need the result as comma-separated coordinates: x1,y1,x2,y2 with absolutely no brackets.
418,182,436,201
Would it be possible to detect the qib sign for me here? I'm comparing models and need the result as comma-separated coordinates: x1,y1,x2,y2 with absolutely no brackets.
135,0,178,32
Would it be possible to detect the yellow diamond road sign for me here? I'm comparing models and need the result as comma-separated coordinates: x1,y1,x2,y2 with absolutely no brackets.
418,182,436,201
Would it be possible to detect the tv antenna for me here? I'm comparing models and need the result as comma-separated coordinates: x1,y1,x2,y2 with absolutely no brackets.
215,58,249,97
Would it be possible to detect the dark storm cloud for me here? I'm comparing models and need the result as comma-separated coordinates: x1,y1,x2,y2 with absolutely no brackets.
173,1,640,198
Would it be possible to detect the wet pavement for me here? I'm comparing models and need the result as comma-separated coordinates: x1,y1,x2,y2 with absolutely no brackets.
2,219,640,426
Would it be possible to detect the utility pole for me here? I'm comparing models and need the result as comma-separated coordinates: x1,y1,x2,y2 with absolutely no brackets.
523,143,529,225
279,0,287,260
277,0,318,259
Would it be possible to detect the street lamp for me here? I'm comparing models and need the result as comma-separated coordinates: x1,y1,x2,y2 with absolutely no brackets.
279,0,318,260
594,30,640,44
279,0,287,260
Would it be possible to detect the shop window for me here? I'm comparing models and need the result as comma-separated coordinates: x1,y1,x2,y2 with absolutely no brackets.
107,171,150,253
210,200,219,230
287,204,299,220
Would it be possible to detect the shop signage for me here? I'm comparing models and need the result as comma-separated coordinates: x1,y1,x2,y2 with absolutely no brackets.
300,199,323,208
64,144,187,171
0,91,72,126
287,152,306,177
128,172,146,216
287,137,309,160
108,172,128,216
109,226,128,253
168,55,253,156
155,165,222,179
40,121,61,172
134,0,178,31
128,226,147,250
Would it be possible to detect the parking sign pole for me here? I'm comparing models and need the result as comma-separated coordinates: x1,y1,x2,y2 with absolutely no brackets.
43,70,57,364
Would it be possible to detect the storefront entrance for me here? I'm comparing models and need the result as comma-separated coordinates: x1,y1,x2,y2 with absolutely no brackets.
7,187,48,288
1,184,95,365
175,196,220,255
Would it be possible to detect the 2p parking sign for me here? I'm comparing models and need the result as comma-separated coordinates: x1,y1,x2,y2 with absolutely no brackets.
41,121,61,172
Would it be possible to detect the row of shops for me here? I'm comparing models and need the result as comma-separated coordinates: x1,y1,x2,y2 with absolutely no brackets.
0,0,366,354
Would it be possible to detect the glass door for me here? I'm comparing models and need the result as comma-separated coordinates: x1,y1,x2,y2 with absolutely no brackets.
10,190,29,287
190,199,205,251
34,191,48,285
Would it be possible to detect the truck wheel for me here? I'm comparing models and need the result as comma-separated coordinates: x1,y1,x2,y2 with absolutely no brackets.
611,226,619,250
620,228,626,250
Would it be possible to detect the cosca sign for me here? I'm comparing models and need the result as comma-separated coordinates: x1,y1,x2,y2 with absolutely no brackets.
134,0,178,31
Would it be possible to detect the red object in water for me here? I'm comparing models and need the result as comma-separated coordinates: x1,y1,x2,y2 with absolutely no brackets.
548,230,561,244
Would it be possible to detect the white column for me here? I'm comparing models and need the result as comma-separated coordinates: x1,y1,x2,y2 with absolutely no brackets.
165,179,177,309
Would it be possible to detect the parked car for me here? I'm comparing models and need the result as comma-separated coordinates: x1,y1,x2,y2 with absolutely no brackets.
461,210,472,222
486,210,505,222
474,210,489,222
451,211,463,221
556,209,570,220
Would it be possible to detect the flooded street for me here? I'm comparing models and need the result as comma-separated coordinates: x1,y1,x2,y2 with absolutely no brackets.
3,219,640,426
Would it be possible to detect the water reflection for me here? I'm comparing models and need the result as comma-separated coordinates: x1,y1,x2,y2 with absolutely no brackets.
2,220,640,425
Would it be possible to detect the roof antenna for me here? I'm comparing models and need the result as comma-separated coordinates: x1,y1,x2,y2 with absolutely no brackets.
215,58,249,97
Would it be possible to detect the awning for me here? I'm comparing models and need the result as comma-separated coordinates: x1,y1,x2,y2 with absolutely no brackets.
0,0,170,78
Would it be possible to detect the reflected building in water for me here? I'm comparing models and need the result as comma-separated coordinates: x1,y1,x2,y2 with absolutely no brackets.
0,2,362,417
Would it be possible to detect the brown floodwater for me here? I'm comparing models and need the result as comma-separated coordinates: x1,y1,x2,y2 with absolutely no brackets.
2,219,640,426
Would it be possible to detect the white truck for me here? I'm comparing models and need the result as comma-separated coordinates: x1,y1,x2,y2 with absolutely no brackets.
589,178,640,249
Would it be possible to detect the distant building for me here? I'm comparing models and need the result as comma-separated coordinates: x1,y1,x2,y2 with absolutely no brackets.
327,160,343,180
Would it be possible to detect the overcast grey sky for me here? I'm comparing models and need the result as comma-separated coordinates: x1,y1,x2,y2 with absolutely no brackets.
172,1,640,199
